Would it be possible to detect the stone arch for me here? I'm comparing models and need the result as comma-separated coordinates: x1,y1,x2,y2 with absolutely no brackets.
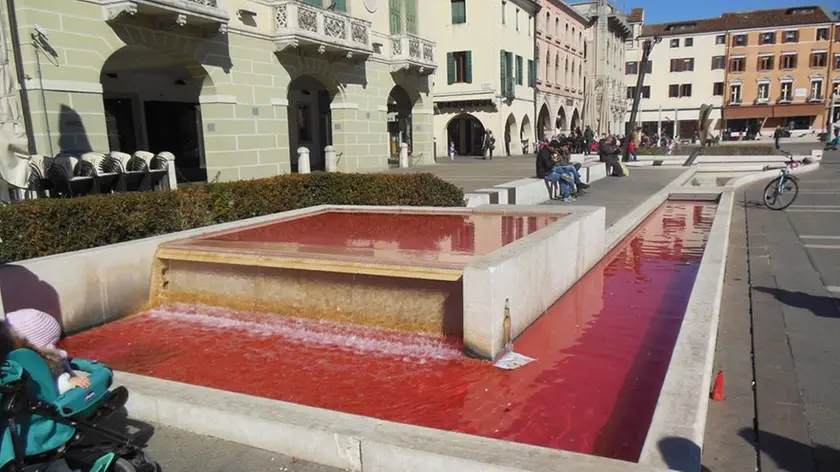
386,85,418,158
444,113,487,156
504,113,517,156
520,114,533,153
571,108,581,130
537,103,551,141
287,75,341,173
556,107,567,132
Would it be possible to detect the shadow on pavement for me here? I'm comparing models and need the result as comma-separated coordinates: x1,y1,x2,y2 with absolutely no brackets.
740,428,840,472
753,286,840,318
657,437,701,472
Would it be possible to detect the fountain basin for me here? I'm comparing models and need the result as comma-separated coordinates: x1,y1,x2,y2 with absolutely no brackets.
149,206,606,359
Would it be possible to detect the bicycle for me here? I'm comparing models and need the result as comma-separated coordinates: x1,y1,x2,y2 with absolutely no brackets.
762,150,800,211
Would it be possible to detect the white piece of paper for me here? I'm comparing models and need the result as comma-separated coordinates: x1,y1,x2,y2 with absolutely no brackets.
493,351,535,370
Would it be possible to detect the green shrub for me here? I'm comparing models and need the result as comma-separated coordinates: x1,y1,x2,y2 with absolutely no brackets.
636,145,778,156
0,172,464,263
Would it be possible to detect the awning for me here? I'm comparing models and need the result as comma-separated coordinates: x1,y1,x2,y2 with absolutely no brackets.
723,103,825,120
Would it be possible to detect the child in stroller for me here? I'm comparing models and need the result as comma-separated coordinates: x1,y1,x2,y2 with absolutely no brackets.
0,319,158,472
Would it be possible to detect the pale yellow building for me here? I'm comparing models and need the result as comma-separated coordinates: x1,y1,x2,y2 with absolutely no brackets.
7,0,436,183
430,0,540,158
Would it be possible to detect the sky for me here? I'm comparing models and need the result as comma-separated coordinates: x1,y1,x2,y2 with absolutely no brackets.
620,0,838,24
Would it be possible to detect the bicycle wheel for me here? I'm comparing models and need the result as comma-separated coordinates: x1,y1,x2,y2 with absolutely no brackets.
763,176,799,210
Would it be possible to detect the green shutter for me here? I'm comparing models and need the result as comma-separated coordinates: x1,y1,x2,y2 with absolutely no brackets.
405,0,417,34
506,52,514,95
451,0,466,24
465,51,473,83
302,0,321,5
500,50,507,95
389,0,402,34
528,59,535,87
447,52,456,85
333,0,346,11
516,55,523,85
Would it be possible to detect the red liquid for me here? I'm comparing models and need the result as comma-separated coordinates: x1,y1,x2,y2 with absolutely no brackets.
62,203,715,462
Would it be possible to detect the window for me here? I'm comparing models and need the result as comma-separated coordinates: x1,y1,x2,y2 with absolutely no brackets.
405,0,417,34
759,32,775,45
641,85,650,98
515,8,519,31
642,60,652,73
711,56,725,69
451,0,466,25
783,30,798,43
668,84,679,97
758,55,774,71
780,81,793,101
781,54,797,69
446,51,472,84
810,79,823,100
713,82,724,96
669,58,694,72
516,55,523,85
732,34,747,46
715,34,725,45
500,50,514,95
730,57,745,72
757,82,770,101
545,12,550,35
810,52,827,68
625,61,638,74
833,82,840,98
627,86,636,99
555,18,560,36
816,28,828,40
685,38,694,47
332,0,347,11
527,59,536,87
835,54,840,70
389,0,402,33
680,84,692,97
730,83,741,103
554,54,559,85
670,38,679,48
501,1,505,24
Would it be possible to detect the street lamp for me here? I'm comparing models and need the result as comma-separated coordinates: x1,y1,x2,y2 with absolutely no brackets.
622,36,661,162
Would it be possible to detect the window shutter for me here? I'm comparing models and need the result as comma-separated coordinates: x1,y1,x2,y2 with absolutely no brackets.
389,0,402,34
405,0,417,34
500,50,507,95
301,0,321,5
465,51,473,83
333,0,347,11
447,52,456,85
528,59,535,87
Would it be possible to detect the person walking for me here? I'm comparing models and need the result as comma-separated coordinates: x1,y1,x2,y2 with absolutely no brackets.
773,125,783,151
583,126,594,155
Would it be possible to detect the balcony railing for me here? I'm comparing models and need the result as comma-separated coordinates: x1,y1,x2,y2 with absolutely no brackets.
102,0,229,35
389,33,436,75
273,1,372,59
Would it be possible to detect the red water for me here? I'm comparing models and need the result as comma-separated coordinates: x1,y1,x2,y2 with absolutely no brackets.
62,202,716,462
197,210,560,255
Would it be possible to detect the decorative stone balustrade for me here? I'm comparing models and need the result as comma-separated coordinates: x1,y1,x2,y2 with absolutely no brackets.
101,0,229,35
389,33,436,75
273,1,373,60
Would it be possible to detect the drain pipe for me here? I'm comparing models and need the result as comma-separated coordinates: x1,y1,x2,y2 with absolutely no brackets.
3,0,37,154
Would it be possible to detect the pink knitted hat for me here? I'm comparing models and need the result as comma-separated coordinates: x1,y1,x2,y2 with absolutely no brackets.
5,309,63,354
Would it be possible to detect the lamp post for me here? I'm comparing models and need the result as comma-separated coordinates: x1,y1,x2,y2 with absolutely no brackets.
622,36,660,162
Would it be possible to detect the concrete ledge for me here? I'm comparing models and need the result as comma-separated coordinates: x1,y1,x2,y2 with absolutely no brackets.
493,178,550,205
463,205,606,358
463,193,491,208
117,371,668,472
584,161,607,183
725,161,821,188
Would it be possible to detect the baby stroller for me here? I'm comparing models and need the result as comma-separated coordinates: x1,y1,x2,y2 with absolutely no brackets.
0,349,158,472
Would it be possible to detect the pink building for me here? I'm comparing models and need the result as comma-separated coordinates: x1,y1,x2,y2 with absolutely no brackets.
535,0,587,139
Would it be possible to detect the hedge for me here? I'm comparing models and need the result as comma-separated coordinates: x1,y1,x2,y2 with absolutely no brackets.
636,144,778,156
0,172,465,263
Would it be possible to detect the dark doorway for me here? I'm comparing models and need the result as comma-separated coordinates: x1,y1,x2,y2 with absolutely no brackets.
288,76,332,172
446,114,485,156
388,86,413,158
144,101,206,182
104,98,137,153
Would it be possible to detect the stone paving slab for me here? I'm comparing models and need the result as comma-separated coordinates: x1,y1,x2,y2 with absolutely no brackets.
388,155,536,193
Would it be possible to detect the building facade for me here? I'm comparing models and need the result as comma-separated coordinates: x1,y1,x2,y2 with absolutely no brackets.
827,21,839,129
572,0,631,136
534,0,586,140
625,11,727,139
431,0,539,157
6,0,436,183
722,6,835,134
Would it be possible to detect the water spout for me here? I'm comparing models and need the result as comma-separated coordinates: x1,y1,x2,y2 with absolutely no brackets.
503,298,512,354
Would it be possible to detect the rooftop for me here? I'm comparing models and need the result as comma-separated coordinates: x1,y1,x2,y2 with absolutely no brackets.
640,6,833,38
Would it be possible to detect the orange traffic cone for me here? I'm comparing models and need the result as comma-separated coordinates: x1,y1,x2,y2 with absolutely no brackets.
710,370,724,401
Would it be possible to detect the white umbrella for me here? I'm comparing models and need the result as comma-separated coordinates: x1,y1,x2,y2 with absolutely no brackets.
0,5,30,201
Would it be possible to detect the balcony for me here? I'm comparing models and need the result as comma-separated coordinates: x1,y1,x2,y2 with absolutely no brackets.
389,34,436,75
273,1,372,60
102,0,229,35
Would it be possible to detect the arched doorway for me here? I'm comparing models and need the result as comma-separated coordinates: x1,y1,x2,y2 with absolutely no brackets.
387,86,413,159
287,75,334,172
504,114,517,156
571,108,581,131
556,108,567,134
537,104,550,141
101,45,211,182
446,113,485,156
520,115,533,154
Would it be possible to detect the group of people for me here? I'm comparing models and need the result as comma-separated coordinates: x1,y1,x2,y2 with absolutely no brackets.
535,139,590,202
